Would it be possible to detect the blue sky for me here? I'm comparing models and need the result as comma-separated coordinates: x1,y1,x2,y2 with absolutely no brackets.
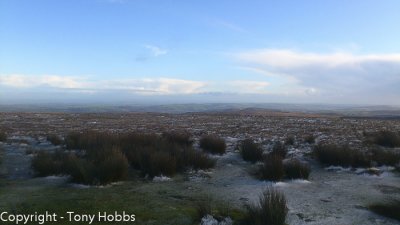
1,0,400,105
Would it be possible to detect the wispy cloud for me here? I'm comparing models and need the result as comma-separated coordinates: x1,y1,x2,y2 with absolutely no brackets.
235,49,400,101
144,45,168,57
0,75,205,95
0,74,278,97
0,75,86,89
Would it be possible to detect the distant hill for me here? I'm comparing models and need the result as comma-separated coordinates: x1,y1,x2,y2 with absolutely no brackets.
0,103,400,118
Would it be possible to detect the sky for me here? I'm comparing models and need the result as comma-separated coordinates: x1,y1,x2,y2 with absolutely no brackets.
1,0,400,105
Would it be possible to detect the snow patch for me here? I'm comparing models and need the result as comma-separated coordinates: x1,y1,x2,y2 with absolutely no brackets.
153,175,172,182
325,166,351,172
200,215,233,225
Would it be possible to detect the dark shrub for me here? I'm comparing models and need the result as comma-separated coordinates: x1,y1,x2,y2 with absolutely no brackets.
370,131,400,148
369,200,400,221
239,139,263,163
271,142,287,158
0,131,7,142
285,136,295,145
199,135,226,155
371,148,400,166
284,159,310,179
47,134,63,146
304,135,315,144
258,155,285,181
241,187,287,225
314,144,371,167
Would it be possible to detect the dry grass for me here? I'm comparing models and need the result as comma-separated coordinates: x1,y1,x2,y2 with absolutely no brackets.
199,135,226,155
239,139,263,163
371,148,400,166
284,159,310,179
31,151,68,177
368,131,400,148
314,144,371,167
32,147,129,185
257,155,285,181
241,187,287,225
63,131,215,179
271,142,287,158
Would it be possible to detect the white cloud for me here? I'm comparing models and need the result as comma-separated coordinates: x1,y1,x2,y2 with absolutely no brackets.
237,49,400,68
98,78,206,94
144,45,168,57
0,74,86,89
0,74,280,97
0,75,206,95
235,49,400,100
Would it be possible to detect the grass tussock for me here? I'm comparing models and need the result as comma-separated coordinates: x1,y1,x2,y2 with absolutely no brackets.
199,135,226,155
195,196,214,220
46,134,63,146
32,148,129,185
367,131,400,148
121,134,215,178
271,142,287,158
239,139,263,163
63,131,215,179
371,148,400,166
33,131,215,183
31,151,69,177
241,187,287,225
304,135,315,144
257,155,285,181
65,131,117,151
314,144,371,168
284,159,310,179
369,200,400,221
162,131,193,146
0,131,7,142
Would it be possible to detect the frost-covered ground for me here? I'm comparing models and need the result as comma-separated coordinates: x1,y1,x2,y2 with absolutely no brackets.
189,148,400,225
0,112,400,225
